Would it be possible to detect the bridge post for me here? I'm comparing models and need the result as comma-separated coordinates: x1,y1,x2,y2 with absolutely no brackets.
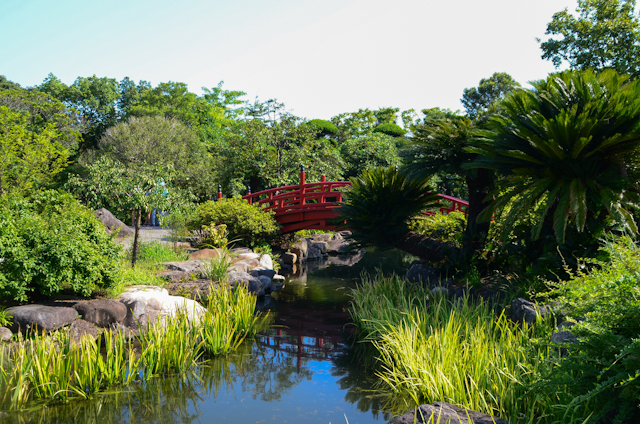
217,184,222,200
246,186,252,204
300,165,306,206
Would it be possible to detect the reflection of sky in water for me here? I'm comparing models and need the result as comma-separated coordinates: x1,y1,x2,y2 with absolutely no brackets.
4,249,414,424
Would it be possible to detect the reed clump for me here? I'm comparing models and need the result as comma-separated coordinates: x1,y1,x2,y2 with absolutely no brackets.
0,285,268,411
349,273,554,423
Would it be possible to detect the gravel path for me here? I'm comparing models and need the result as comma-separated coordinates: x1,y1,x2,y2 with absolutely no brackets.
115,226,174,251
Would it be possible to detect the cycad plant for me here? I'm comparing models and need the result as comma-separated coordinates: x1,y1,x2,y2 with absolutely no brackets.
337,167,444,259
471,69,640,247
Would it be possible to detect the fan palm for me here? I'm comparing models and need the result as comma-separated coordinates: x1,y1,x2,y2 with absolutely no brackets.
336,167,445,259
471,69,640,244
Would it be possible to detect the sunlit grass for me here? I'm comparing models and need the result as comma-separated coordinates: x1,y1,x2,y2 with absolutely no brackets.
349,273,555,423
0,285,269,411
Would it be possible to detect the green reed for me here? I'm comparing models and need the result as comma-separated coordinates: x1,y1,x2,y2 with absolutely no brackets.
0,285,269,411
349,274,555,423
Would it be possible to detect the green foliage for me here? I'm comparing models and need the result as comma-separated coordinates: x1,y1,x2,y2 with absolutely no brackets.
461,72,520,119
340,134,401,178
197,223,229,248
337,167,440,248
0,191,122,302
200,250,233,283
409,211,466,246
306,119,338,137
0,105,70,195
472,69,640,246
531,236,640,423
539,0,640,78
188,198,279,247
0,308,11,327
133,241,189,265
372,122,406,137
349,273,553,421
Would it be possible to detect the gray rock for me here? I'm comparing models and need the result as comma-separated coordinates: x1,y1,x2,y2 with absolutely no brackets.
228,262,250,273
118,285,205,324
229,247,253,255
94,208,134,237
511,298,552,324
309,234,332,242
73,299,127,328
272,274,286,282
0,327,12,342
166,280,218,302
7,304,79,333
258,275,272,292
551,330,578,344
238,252,260,261
290,239,308,262
227,271,264,296
250,269,277,279
307,241,328,261
389,402,510,424
163,260,203,274
157,270,190,283
68,319,100,343
259,254,273,270
406,263,439,285
234,258,260,269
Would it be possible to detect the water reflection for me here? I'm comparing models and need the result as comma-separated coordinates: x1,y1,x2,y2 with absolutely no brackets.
3,248,416,424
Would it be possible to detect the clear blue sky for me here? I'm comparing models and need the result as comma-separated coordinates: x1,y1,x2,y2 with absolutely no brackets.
1,0,576,119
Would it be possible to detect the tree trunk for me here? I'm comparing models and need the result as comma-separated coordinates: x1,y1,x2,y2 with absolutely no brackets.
463,168,492,254
395,231,459,262
131,209,141,267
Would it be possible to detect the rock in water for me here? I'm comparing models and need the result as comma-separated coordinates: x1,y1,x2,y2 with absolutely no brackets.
73,299,127,328
94,208,134,237
389,402,510,424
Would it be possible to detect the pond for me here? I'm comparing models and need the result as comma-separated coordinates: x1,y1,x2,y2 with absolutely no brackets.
2,248,417,424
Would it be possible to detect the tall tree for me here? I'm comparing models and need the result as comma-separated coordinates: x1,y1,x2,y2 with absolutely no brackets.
461,72,520,120
539,0,640,77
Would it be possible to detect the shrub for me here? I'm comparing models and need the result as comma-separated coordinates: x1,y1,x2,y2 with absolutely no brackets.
372,122,406,137
187,198,279,247
305,119,338,138
0,191,122,302
409,211,466,246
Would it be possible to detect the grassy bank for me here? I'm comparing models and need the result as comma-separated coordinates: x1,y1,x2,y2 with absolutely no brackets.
349,274,556,423
0,285,269,411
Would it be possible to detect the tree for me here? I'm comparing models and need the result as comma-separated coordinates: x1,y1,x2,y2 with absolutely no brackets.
305,119,339,138
99,116,213,197
402,116,493,253
471,70,640,250
372,122,406,137
0,75,21,91
461,72,520,119
0,105,69,195
340,134,401,178
539,0,640,78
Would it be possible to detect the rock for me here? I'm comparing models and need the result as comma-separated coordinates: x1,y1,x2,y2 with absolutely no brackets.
232,258,260,270
238,252,261,261
309,233,332,243
157,270,190,283
328,249,366,266
406,263,439,286
228,262,250,273
189,248,222,261
227,271,264,296
307,241,328,261
163,261,203,274
431,286,449,296
258,275,272,292
551,330,578,344
118,285,206,325
6,304,79,333
279,263,293,274
73,299,127,328
94,208,134,237
326,233,354,254
290,239,308,262
250,269,277,279
272,274,285,282
108,322,138,340
0,327,12,342
389,402,510,424
281,252,297,265
166,280,218,302
511,298,552,324
259,254,273,270
229,247,253,255
68,319,100,343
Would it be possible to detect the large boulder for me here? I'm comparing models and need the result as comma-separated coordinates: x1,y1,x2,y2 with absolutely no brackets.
118,285,206,326
0,327,12,342
6,304,79,333
389,402,510,424
73,299,127,328
68,319,100,343
189,248,222,261
166,280,218,302
406,263,439,286
307,241,328,261
259,254,273,270
94,208,134,237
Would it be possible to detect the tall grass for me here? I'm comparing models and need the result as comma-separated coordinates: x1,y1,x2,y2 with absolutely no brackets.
349,274,554,423
0,285,269,411
200,249,233,283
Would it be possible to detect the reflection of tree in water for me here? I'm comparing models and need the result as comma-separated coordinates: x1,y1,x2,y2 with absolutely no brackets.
330,341,410,422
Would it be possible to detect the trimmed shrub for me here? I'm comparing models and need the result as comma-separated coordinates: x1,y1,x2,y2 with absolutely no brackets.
372,122,406,137
187,198,279,247
0,191,122,302
306,119,339,137
409,211,466,246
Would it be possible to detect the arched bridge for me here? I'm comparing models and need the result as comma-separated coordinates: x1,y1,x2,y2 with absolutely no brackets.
218,168,469,234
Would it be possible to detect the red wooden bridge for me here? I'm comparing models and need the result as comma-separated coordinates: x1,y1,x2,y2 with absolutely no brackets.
218,167,469,234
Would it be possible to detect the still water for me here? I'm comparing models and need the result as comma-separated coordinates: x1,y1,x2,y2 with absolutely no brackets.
3,249,416,424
